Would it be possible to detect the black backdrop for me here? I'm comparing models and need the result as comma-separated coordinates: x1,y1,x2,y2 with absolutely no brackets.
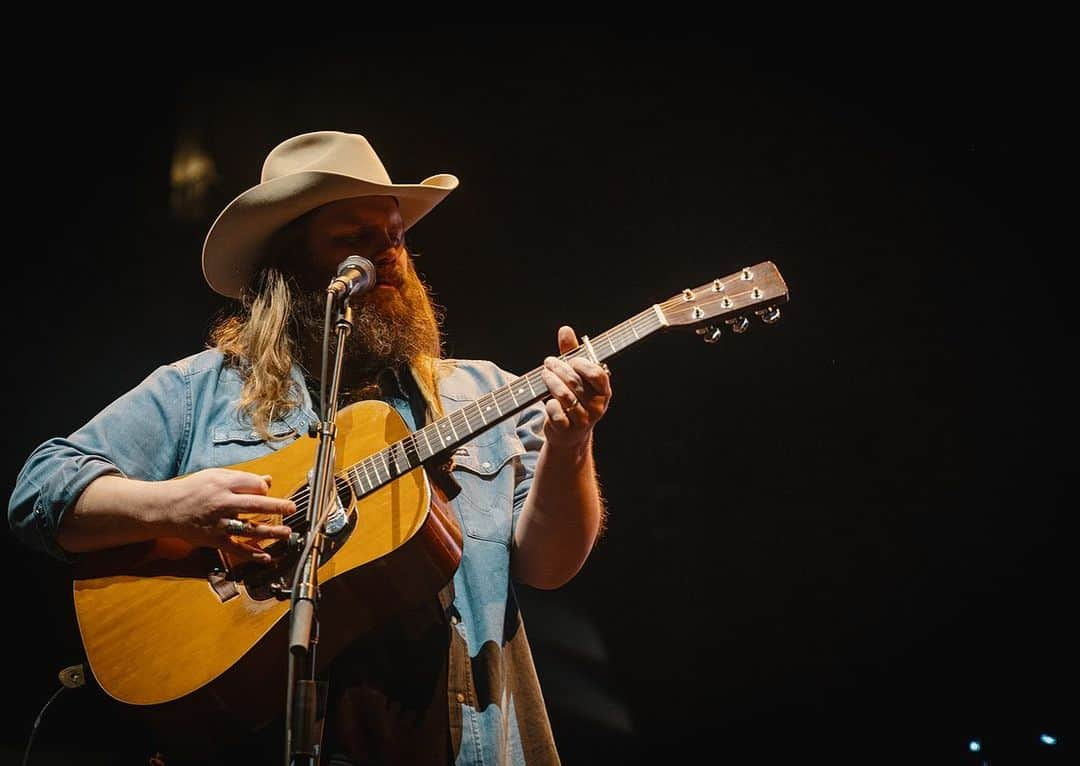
3,31,1073,765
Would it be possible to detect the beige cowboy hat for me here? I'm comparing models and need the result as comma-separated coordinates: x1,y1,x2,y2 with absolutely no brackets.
202,130,459,298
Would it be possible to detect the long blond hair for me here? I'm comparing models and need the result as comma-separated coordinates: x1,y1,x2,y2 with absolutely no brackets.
209,219,446,440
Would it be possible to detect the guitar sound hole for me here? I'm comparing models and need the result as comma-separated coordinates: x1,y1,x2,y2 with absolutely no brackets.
239,508,358,601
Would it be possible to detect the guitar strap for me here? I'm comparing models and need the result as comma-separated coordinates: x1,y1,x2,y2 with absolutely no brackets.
400,365,461,502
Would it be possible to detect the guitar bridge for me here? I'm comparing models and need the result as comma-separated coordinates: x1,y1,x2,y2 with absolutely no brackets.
207,569,240,603
236,508,358,602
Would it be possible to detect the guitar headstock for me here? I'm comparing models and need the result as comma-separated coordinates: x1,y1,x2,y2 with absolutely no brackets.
657,261,789,341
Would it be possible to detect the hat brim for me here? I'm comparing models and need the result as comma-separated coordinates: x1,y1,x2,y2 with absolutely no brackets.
202,170,458,298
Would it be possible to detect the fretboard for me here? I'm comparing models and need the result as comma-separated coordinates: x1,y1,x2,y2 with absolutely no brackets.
339,306,666,497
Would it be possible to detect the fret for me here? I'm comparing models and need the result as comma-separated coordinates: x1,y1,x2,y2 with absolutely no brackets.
460,404,477,434
633,313,655,339
379,450,391,480
601,330,619,355
398,441,411,472
348,466,367,495
507,381,519,406
335,475,350,505
451,407,469,438
528,370,548,397
419,424,438,457
439,415,457,444
402,436,421,469
363,456,378,485
360,458,376,489
581,335,599,364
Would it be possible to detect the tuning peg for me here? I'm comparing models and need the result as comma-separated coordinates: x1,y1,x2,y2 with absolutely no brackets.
696,325,722,343
726,316,750,334
756,306,781,324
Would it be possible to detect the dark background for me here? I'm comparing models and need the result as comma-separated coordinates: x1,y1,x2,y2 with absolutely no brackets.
3,30,1073,764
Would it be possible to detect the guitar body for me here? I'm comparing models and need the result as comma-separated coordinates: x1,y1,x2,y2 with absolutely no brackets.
71,399,462,731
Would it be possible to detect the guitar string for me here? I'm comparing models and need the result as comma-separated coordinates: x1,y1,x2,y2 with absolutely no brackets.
259,283,779,531
273,290,779,530
272,322,639,530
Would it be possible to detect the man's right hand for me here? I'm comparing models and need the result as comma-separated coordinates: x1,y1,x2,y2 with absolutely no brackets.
57,469,295,561
163,468,295,562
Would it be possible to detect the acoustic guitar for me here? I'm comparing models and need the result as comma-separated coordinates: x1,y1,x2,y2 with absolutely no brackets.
71,261,789,731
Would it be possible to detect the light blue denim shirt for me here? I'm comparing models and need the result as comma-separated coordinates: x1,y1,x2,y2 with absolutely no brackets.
8,348,560,766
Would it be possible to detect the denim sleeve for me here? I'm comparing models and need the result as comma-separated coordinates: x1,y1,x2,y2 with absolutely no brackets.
511,397,547,531
7,364,191,561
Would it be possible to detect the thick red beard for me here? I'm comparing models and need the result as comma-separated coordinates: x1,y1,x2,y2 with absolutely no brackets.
294,258,441,393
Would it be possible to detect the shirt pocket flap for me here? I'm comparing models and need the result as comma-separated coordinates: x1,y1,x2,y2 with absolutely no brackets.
451,432,525,476
211,418,301,444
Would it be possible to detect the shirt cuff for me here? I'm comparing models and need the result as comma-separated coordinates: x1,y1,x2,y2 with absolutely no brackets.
34,457,125,562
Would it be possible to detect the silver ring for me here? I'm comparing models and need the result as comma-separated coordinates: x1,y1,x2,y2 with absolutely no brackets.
223,518,246,535
562,397,580,414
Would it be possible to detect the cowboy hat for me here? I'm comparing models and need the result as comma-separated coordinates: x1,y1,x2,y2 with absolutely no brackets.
202,130,459,298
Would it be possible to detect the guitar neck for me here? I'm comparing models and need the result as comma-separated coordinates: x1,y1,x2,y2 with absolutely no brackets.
338,259,790,498
341,306,667,497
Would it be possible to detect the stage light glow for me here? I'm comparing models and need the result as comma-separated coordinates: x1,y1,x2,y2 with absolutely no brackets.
968,740,981,752
1039,733,1057,746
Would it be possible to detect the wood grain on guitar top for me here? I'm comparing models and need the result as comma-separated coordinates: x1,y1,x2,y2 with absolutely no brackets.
72,399,463,726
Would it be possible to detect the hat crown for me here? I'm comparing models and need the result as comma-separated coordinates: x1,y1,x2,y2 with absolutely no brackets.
261,131,392,185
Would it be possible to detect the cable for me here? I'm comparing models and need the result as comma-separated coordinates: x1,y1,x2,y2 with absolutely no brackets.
22,664,86,766
22,686,64,766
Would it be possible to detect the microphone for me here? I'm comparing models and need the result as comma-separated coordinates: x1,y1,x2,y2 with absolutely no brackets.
327,256,376,301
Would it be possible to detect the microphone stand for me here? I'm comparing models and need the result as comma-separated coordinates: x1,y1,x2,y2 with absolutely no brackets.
284,295,354,766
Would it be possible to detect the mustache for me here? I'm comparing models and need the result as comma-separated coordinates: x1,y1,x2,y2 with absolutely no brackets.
289,260,442,375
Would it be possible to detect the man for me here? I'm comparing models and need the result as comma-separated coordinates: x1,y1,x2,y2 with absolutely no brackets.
8,131,611,765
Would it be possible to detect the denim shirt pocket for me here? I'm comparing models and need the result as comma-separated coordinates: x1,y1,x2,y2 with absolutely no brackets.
450,426,525,546
207,412,309,467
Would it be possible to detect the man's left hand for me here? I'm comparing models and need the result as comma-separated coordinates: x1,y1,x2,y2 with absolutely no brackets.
540,325,613,450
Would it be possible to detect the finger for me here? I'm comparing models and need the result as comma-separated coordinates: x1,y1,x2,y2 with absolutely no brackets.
222,539,273,564
236,521,293,541
569,358,612,399
544,398,573,430
231,494,298,516
558,325,579,354
544,357,586,399
541,367,582,411
224,470,272,495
